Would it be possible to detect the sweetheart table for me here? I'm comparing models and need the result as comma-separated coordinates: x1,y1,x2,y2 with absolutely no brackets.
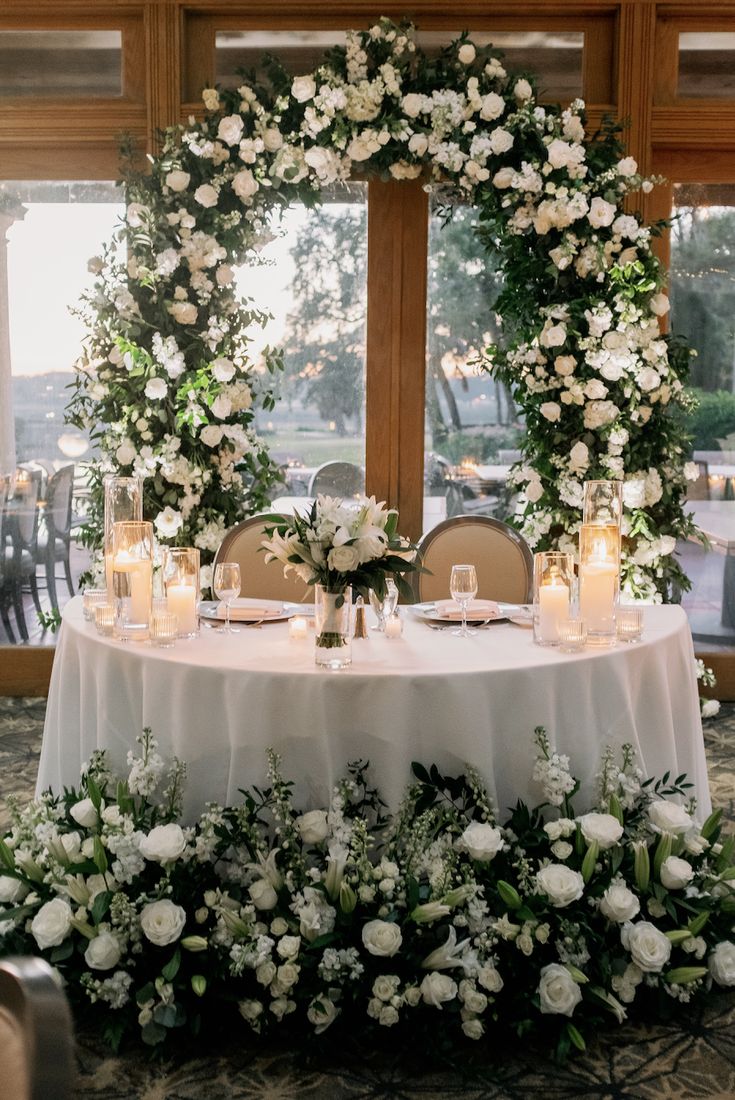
38,598,711,820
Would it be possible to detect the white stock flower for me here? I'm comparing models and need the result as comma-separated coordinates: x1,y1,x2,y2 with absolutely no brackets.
459,822,503,862
139,823,187,863
30,898,73,950
70,797,98,829
538,964,582,1016
295,810,329,844
362,920,402,957
166,169,190,192
623,921,672,974
648,800,693,835
144,377,167,401
600,882,640,923
140,899,187,946
154,506,183,538
659,855,694,890
420,972,458,1008
577,812,623,850
535,864,584,908
84,931,121,971
709,941,735,986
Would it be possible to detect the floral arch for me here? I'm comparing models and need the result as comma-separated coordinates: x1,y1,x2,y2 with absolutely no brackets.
69,17,698,599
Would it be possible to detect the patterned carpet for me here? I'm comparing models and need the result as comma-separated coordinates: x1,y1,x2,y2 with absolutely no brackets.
1,696,735,1099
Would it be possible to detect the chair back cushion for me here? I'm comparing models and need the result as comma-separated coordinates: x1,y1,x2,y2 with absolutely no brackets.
46,466,75,536
0,956,74,1099
214,516,312,603
0,1005,30,1100
416,516,533,604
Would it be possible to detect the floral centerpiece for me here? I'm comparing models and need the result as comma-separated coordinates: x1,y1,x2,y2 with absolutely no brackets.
263,496,420,665
1,730,735,1059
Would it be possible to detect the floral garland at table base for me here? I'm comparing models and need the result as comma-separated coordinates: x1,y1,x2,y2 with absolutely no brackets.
0,729,734,1058
67,17,698,601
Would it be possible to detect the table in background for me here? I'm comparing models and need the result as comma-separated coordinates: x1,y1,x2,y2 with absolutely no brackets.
38,599,711,820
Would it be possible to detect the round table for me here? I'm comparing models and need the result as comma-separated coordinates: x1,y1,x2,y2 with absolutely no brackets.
38,599,711,821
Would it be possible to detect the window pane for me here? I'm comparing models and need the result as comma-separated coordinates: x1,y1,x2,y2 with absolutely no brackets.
3,180,124,644
215,28,583,100
423,200,523,535
678,32,735,99
216,30,346,86
670,184,735,649
0,31,122,98
234,183,367,503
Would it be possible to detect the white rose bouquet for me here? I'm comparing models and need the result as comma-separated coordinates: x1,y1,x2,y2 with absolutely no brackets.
262,494,421,601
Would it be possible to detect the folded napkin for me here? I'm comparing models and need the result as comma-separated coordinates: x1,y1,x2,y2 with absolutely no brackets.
434,599,501,621
216,599,283,621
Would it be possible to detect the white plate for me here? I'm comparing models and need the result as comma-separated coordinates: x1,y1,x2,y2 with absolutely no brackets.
198,600,301,624
409,601,509,625
506,604,533,627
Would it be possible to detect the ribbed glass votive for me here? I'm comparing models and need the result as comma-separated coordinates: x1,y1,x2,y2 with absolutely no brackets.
150,611,179,648
557,618,588,653
94,604,115,636
82,588,107,622
616,606,643,643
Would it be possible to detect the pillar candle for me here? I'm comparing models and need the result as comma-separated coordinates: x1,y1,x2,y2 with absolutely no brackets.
538,580,569,643
289,616,308,641
580,562,617,632
113,554,152,623
166,584,197,635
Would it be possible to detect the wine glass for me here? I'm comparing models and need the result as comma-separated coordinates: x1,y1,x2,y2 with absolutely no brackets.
214,562,241,634
383,579,399,619
369,588,386,631
449,564,478,638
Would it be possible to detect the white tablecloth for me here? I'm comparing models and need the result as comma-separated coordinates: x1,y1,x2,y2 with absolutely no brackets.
38,599,711,820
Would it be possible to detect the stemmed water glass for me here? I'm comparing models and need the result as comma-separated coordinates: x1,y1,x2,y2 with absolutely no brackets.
450,564,478,638
213,562,241,634
369,579,399,631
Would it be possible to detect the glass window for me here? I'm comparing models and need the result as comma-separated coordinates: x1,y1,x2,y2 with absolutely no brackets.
216,30,346,86
422,199,523,535
234,183,367,502
670,184,735,650
0,31,122,98
2,180,123,644
678,32,735,99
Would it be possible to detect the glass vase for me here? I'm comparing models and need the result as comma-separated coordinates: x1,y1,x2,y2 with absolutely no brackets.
533,551,574,646
163,547,200,637
582,480,622,527
314,584,353,670
104,475,143,600
112,520,153,641
579,523,620,646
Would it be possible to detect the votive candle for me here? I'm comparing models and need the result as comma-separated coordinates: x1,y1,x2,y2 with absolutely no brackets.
94,604,115,636
150,611,179,648
384,614,403,638
82,588,107,622
289,616,308,641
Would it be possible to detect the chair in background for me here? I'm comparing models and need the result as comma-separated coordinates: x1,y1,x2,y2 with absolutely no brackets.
0,478,16,642
214,515,313,603
686,460,710,502
308,461,364,498
414,515,533,605
0,956,75,1099
35,465,75,612
3,469,42,641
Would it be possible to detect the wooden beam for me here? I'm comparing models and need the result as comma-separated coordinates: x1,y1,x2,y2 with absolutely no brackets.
0,647,53,698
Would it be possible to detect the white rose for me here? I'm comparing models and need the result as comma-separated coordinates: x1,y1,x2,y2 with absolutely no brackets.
648,800,692,835
408,133,429,157
140,899,187,946
460,822,503,862
144,377,167,401
84,931,121,971
217,114,244,147
115,440,136,467
569,441,589,472
480,92,505,121
0,877,28,904
650,292,670,316
420,972,458,1008
535,864,584,908
216,264,235,287
30,898,73,950
166,169,190,192
708,941,735,986
600,882,640,923
139,823,186,863
200,424,223,448
540,322,567,348
477,964,504,993
212,357,236,383
577,812,624,850
489,128,514,155
249,878,278,910
638,367,661,392
401,93,423,118
463,1017,484,1040
622,920,672,972
327,544,360,572
291,75,316,102
262,128,283,152
551,840,573,860
202,88,219,110
295,810,329,844
538,963,582,1017
362,919,402,957
659,855,694,890
194,184,219,208
256,960,276,986
588,197,617,228
70,797,98,829
307,996,339,1033
584,378,608,400
583,400,619,430
514,78,533,102
277,935,301,960
232,169,259,202
493,167,514,189
554,355,576,376
617,156,638,177
702,699,721,720
540,402,561,423
154,506,183,538
168,302,198,325
458,43,476,64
